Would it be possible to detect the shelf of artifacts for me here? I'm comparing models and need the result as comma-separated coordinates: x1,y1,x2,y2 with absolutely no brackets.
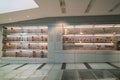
112,24,120,50
3,34,48,42
63,35,115,50
2,26,48,58
3,26,48,34
63,25,116,35
62,25,116,50
3,50,48,58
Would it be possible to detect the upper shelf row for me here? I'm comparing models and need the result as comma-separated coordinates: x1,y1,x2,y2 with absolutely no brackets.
3,24,120,34
3,26,48,34
63,28,120,35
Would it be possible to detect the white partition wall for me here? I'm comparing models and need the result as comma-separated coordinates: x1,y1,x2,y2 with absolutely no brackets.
50,24,120,63
48,24,63,63
1,24,120,63
48,26,55,63
1,26,48,63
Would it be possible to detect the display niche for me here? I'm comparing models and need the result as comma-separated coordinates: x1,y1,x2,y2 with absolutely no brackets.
2,26,48,58
63,25,117,50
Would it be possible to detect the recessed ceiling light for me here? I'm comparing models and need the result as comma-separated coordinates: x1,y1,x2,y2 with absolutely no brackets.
26,15,30,18
0,0,39,14
9,18,12,20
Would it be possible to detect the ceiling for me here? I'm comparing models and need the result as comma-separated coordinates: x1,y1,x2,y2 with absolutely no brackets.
0,0,120,24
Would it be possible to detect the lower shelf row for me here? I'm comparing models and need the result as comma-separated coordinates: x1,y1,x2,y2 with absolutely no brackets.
63,45,115,50
3,51,47,58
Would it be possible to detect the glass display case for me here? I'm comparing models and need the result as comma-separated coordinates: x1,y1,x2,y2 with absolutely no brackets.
63,25,116,50
2,26,48,58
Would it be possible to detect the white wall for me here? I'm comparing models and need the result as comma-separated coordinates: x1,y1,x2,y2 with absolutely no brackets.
1,25,120,63
48,25,120,63
48,24,63,63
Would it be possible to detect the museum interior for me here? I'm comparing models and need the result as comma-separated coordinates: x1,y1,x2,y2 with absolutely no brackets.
0,0,120,80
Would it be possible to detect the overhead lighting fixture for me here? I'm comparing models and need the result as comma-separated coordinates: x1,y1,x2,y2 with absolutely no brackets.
59,0,66,13
26,15,30,18
85,0,95,13
9,18,12,21
109,2,120,12
0,0,39,14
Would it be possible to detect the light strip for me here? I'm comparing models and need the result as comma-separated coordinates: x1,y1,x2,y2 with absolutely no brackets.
94,34,114,36
59,0,66,13
114,24,120,27
64,26,74,28
94,43,114,45
75,43,93,45
75,25,93,28
0,0,39,14
94,24,114,28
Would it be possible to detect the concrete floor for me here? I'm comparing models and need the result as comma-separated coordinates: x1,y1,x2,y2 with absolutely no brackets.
0,63,120,80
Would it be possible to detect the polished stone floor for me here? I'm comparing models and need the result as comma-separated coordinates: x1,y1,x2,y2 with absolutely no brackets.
0,63,120,80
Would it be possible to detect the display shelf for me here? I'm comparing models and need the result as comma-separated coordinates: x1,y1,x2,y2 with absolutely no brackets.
2,49,48,51
63,43,114,45
3,34,48,42
117,41,120,50
2,41,48,43
3,50,48,58
3,33,48,36
63,25,116,50
2,48,48,50
2,26,48,58
93,25,114,34
63,43,114,50
3,26,48,34
63,35,114,43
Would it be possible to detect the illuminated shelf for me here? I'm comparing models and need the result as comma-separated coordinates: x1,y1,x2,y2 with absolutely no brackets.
2,26,48,58
3,41,48,43
64,43,114,45
3,33,48,36
63,25,116,50
2,49,48,51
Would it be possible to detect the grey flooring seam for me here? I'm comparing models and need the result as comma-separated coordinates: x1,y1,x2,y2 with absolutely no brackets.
0,63,10,68
61,63,66,70
14,63,27,70
108,69,120,79
106,62,119,69
84,62,92,69
37,63,46,70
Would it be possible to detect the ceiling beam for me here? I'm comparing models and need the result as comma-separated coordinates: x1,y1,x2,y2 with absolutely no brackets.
1,15,120,26
109,2,120,12
85,0,96,13
59,0,66,13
